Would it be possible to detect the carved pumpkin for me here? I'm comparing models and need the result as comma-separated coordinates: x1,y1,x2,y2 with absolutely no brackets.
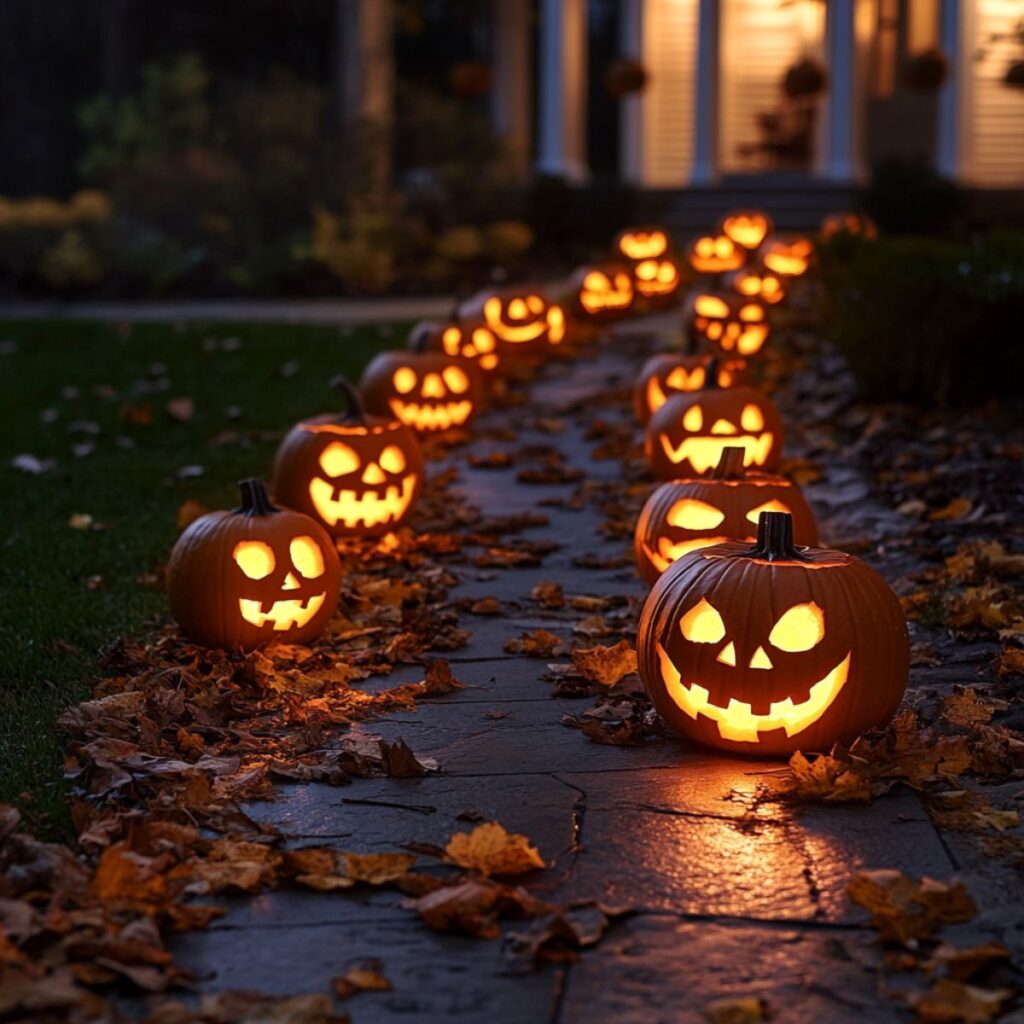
646,375,783,479
167,479,341,651
632,255,683,307
637,512,909,756
720,210,773,252
685,291,771,357
821,211,878,241
272,379,423,538
408,319,501,378
686,233,747,276
761,235,814,278
634,447,818,584
616,226,670,262
359,341,483,434
568,263,636,321
726,267,788,307
458,286,567,357
634,352,750,426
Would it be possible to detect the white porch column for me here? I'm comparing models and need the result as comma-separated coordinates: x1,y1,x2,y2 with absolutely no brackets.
822,0,858,181
691,0,719,185
936,0,969,181
536,0,588,182
619,0,645,185
492,0,531,178
337,0,393,129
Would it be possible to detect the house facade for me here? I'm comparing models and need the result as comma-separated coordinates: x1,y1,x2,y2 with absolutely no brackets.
498,0,1024,191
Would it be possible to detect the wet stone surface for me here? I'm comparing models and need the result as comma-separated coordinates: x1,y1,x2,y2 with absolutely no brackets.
157,323,1017,1023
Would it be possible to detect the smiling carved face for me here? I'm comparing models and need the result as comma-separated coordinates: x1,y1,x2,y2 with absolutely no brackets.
572,264,635,320
633,256,683,304
636,514,910,755
720,210,773,251
458,288,567,356
408,319,501,376
359,351,483,434
686,292,771,357
633,353,750,425
726,268,788,306
634,453,819,583
616,227,670,261
687,234,747,275
645,386,783,480
761,235,814,278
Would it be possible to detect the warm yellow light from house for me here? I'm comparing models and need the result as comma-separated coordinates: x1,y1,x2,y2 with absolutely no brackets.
667,499,725,530
233,540,275,580
680,597,726,643
769,602,825,652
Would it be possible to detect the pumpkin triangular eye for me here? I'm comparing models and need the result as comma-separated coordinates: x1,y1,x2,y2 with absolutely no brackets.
667,499,725,530
680,597,726,644
769,602,825,652
745,498,791,525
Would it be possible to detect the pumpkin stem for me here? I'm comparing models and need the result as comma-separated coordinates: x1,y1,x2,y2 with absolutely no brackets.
408,330,431,355
711,446,747,480
742,511,809,562
703,356,720,390
236,478,279,517
331,375,367,422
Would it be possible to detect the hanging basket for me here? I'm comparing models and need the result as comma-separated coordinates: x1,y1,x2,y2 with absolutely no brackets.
783,58,828,99
605,59,649,98
903,48,949,91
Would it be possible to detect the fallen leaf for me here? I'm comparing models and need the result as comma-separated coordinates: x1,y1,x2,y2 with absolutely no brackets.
504,630,569,658
930,497,973,522
704,996,767,1024
444,822,545,877
333,959,391,999
906,979,1011,1023
571,640,637,687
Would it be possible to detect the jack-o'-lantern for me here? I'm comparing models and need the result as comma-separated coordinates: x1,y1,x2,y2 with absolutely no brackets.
359,341,483,434
616,226,670,262
272,378,423,538
685,292,771,357
821,211,878,241
637,511,909,756
167,479,342,651
408,319,501,377
634,352,750,426
726,267,788,307
646,375,783,479
686,233,747,276
632,255,683,307
458,287,567,357
761,235,814,278
720,210,773,252
568,263,635,321
634,446,818,584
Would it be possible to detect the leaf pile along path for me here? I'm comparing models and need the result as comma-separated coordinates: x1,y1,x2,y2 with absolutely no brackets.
4,312,1024,1023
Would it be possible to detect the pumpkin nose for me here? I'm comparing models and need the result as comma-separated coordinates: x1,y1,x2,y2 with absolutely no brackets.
361,462,386,484
422,373,445,398
750,646,773,669
283,572,300,591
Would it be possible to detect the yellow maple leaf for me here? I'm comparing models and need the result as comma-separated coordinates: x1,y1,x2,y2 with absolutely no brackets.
444,822,545,877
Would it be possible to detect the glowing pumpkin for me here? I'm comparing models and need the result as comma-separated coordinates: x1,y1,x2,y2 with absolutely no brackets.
272,378,423,538
646,377,783,479
637,511,909,756
568,263,636,321
821,211,878,241
720,210,773,252
458,286,567,357
167,479,342,651
407,319,501,378
686,233,747,276
634,446,818,584
615,226,670,262
634,353,750,426
685,291,771,357
359,343,483,434
632,255,683,308
725,267,788,307
761,235,814,278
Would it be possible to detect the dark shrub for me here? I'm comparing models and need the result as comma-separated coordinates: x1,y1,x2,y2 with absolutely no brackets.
865,158,965,235
819,232,1024,406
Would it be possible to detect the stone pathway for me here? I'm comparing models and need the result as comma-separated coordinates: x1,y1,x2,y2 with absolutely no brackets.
161,324,1013,1023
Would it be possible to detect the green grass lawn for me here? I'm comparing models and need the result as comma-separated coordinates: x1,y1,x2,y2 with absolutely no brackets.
0,318,396,835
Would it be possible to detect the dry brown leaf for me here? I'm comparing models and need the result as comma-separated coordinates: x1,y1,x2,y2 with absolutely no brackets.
571,640,637,687
929,497,973,522
940,690,996,728
444,822,545,877
469,597,502,616
333,959,391,999
531,581,566,609
704,996,767,1024
906,979,1011,1023
504,629,569,658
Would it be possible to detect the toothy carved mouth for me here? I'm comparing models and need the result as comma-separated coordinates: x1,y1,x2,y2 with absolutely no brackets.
309,474,417,529
656,643,851,743
389,400,473,432
239,593,326,630
659,434,774,474
642,535,732,574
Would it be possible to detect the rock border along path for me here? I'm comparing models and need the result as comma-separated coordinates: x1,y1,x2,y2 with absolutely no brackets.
161,318,1006,1024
